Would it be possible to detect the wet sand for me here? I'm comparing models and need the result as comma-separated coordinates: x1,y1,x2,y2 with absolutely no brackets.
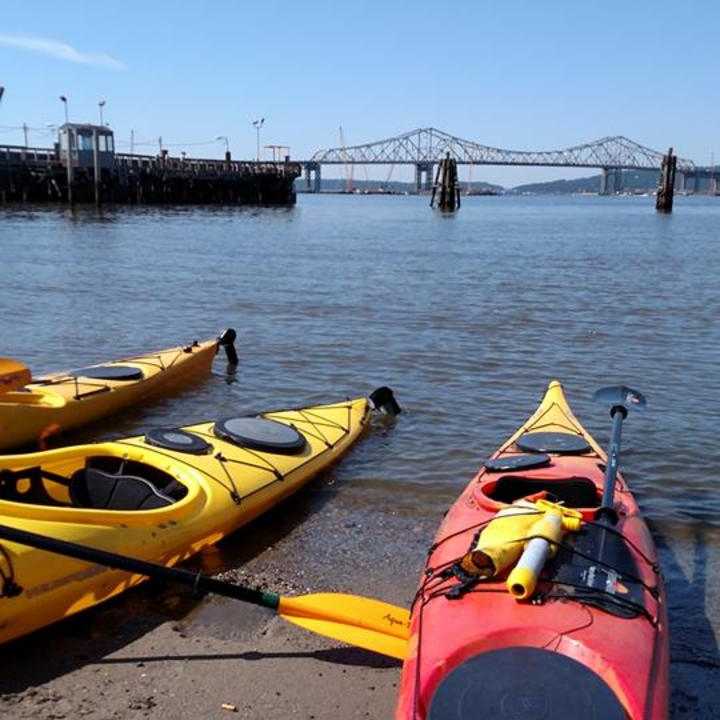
0,479,440,720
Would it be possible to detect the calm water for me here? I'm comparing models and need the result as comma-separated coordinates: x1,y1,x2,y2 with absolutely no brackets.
1,194,719,715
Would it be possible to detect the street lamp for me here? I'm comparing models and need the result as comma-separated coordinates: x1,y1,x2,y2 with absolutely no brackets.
58,98,72,203
98,99,106,125
59,95,69,124
252,118,265,161
216,135,229,153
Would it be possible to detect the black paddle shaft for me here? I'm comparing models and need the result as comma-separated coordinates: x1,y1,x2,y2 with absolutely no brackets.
598,405,627,523
0,523,280,610
593,385,645,525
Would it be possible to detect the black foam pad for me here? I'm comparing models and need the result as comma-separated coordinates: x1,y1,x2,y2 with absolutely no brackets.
145,428,211,455
70,365,144,381
516,431,591,455
429,647,626,719
213,417,307,454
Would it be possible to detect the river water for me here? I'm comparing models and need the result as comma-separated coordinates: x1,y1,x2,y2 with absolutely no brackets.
0,194,718,716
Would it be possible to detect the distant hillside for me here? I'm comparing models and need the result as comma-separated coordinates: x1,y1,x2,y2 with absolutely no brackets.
510,169,660,194
295,178,504,194
293,168,712,195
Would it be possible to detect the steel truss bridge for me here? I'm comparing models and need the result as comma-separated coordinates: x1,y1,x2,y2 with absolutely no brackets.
302,128,700,194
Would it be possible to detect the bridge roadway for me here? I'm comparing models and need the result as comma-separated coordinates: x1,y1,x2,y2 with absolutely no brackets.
300,128,704,194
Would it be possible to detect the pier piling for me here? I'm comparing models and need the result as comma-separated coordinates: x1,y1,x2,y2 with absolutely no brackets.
656,147,677,213
430,153,460,211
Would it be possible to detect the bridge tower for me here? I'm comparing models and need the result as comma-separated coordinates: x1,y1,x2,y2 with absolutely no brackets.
415,162,434,193
600,168,609,195
600,167,624,195
303,162,322,193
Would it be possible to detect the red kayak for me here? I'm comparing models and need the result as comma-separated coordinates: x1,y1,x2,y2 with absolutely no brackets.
396,381,668,719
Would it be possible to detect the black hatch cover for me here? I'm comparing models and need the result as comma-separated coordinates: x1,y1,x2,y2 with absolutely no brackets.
144,428,211,455
483,453,551,472
213,417,307,454
516,431,591,455
429,647,626,720
70,365,144,381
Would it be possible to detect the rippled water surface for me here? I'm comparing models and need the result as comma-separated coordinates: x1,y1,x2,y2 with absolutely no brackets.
1,194,719,715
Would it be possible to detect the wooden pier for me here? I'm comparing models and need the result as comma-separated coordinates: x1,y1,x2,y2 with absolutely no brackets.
0,125,300,206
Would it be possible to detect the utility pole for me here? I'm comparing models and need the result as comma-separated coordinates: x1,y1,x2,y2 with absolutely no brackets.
22,123,28,148
130,129,135,154
252,118,265,161
158,136,162,154
98,99,106,126
92,128,101,206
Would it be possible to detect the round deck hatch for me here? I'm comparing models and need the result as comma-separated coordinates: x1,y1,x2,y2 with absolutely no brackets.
483,453,551,472
516,431,591,455
213,417,307,454
70,365,144,381
429,647,626,720
144,428,211,455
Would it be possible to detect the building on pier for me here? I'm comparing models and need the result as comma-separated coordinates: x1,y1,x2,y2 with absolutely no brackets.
0,124,300,206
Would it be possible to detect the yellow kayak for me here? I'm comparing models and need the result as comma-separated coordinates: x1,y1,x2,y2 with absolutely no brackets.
0,330,237,451
0,387,399,644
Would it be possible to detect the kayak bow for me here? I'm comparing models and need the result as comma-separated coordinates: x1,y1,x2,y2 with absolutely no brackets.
396,380,668,720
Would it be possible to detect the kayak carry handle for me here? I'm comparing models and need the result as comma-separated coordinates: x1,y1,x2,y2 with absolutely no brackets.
217,328,238,366
369,386,401,417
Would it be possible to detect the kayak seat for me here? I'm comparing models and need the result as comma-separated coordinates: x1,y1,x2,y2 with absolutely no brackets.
69,457,187,511
487,475,599,508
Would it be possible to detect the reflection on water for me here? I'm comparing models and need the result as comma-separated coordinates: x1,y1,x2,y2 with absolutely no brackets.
1,195,719,714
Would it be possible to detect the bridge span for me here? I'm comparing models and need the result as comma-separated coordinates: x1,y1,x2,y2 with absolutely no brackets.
302,128,699,194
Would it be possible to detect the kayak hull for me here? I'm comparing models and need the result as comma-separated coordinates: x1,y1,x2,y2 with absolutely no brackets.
396,381,668,720
0,337,220,451
0,396,371,645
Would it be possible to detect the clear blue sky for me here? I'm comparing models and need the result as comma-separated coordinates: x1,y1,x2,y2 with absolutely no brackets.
1,0,718,185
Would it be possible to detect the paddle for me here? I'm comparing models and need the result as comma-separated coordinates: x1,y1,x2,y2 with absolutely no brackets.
592,385,646,524
0,358,31,394
0,522,410,660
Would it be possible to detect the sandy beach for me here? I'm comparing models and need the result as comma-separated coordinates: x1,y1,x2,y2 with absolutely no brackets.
0,478,440,720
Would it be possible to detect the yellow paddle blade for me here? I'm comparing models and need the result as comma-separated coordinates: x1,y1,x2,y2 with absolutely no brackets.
278,592,411,660
0,358,31,394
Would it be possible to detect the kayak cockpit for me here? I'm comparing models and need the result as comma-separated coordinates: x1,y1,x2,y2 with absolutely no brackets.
70,457,188,509
0,455,188,510
480,474,600,508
